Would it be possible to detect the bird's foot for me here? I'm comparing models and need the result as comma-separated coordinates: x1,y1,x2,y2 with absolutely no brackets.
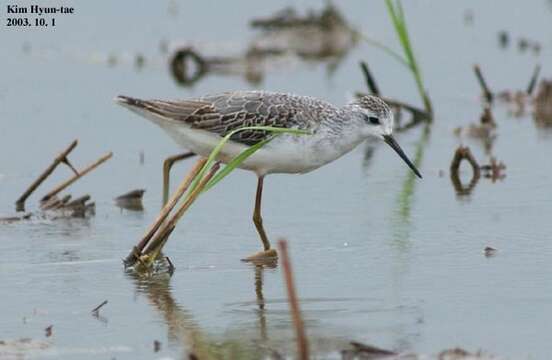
241,249,278,265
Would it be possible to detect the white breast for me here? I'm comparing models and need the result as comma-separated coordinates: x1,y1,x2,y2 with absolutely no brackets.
139,108,361,176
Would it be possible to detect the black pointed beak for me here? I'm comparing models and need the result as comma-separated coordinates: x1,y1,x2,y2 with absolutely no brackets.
383,135,422,179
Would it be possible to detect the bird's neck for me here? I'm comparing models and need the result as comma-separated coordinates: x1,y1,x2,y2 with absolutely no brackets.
320,106,365,144
308,110,365,165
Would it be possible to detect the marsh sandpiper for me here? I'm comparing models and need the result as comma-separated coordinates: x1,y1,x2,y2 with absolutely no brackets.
116,91,421,260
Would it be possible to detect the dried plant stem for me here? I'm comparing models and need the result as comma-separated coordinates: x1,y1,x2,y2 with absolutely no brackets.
124,158,207,266
473,64,494,103
91,300,108,315
15,139,78,211
162,152,196,206
125,126,308,270
526,64,541,95
358,63,430,122
41,152,113,203
142,161,221,257
360,61,380,96
278,240,309,360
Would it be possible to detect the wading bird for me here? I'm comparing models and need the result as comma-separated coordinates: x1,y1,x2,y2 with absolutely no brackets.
116,91,421,260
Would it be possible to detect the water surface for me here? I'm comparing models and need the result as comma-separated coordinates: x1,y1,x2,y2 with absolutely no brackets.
1,1,551,359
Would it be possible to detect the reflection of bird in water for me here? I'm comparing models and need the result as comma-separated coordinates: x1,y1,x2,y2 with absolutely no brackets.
248,4,358,64
126,265,277,359
128,273,206,355
254,265,269,343
128,265,422,359
169,4,358,87
116,92,421,261
169,47,267,87
130,271,272,359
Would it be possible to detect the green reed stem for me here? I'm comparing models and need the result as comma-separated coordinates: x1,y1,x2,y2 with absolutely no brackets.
384,0,433,118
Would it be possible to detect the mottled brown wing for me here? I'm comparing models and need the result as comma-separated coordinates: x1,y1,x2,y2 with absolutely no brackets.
132,92,305,145
197,92,306,145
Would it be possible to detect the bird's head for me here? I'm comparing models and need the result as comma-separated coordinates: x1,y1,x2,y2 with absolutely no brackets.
349,95,422,179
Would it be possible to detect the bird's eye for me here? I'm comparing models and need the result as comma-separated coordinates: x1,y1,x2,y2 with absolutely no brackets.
367,116,380,125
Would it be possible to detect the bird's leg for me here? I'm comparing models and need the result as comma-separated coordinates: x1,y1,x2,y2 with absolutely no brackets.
162,152,195,206
243,176,278,262
254,176,270,251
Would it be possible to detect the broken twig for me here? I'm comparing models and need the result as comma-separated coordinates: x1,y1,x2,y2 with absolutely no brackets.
278,239,309,360
526,64,541,95
359,61,380,96
15,139,78,211
41,152,113,203
91,300,108,316
473,64,494,103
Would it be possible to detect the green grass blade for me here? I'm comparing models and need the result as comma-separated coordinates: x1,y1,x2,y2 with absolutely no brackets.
203,136,276,192
189,126,310,194
385,0,402,39
384,0,432,117
386,0,413,70
354,31,410,69
397,124,430,219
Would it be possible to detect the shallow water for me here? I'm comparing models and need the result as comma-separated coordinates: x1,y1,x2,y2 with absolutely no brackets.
1,1,551,359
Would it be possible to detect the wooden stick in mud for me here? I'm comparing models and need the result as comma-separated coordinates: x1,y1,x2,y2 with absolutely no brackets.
526,63,541,95
360,61,380,96
40,152,113,203
473,64,494,103
15,139,78,211
123,158,207,266
277,239,309,360
141,161,221,257
91,300,108,315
